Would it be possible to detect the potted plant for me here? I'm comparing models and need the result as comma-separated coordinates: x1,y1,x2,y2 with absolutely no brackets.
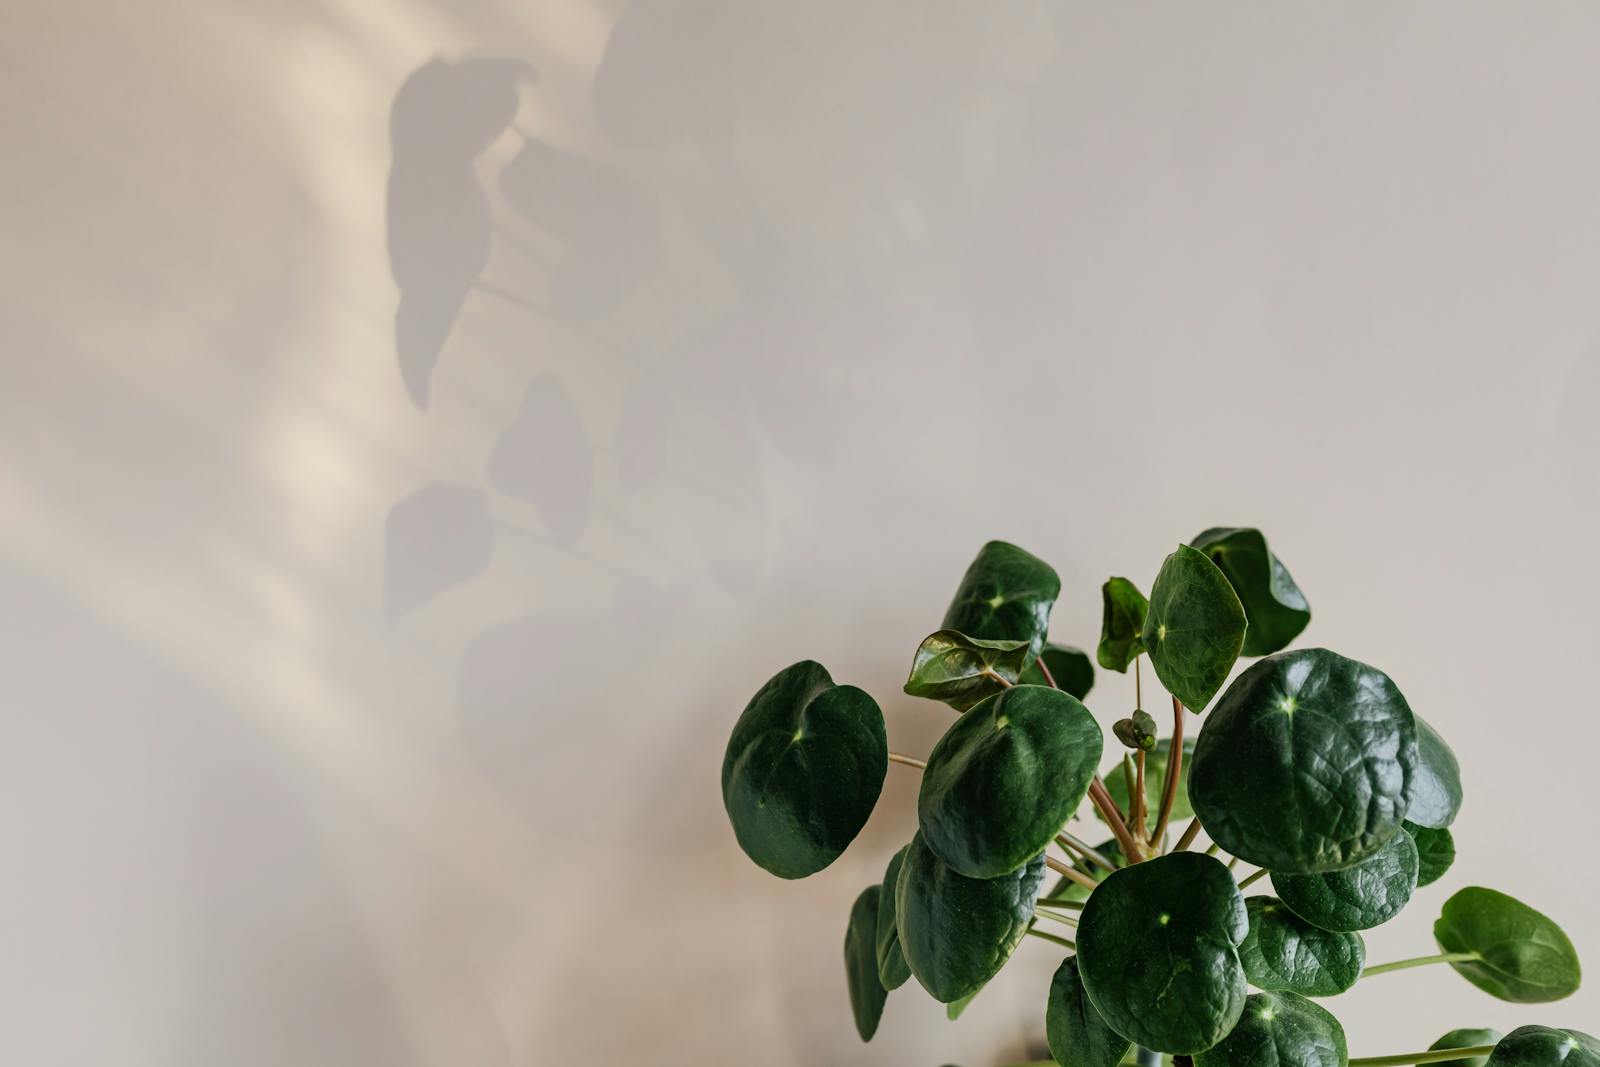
720,534,1588,1067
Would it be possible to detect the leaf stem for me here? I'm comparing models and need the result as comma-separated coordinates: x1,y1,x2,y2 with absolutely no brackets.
1205,842,1220,857
1133,750,1148,834
1033,907,1079,928
1056,831,1118,873
1089,777,1145,863
1360,952,1477,979
1149,696,1185,847
1025,927,1075,950
1043,854,1099,891
1135,655,1143,708
1237,868,1268,890
1033,653,1057,689
1034,897,1086,910
1172,818,1203,854
982,669,1014,689
888,752,927,770
1348,1047,1497,1067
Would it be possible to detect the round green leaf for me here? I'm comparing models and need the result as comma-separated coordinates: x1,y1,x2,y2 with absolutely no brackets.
896,833,1046,1003
1078,853,1249,1054
1048,956,1131,1067
1188,647,1419,873
1408,713,1463,829
1434,887,1582,1003
1191,527,1311,657
904,629,1030,711
1487,1026,1600,1067
941,541,1061,665
1429,1028,1503,1067
845,886,888,1042
1023,642,1096,699
1193,991,1346,1067
721,660,887,878
1407,822,1456,888
1238,896,1365,997
1102,737,1194,836
1273,830,1419,932
876,845,912,990
919,685,1103,878
1141,545,1247,711
1098,577,1149,672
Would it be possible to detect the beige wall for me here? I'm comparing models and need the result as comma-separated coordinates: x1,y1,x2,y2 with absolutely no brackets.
5,2,1599,1063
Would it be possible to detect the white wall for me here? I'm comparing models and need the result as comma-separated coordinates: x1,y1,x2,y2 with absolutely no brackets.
5,2,1599,1063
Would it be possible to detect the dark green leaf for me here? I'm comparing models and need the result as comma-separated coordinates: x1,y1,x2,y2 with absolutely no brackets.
1429,1028,1502,1067
721,660,887,878
1193,991,1346,1067
896,833,1046,1003
1078,853,1248,1054
1273,830,1419,932
1022,643,1096,699
946,984,982,1020
904,629,1031,711
876,845,912,989
1434,888,1582,1003
1238,896,1365,997
1487,1026,1600,1067
1101,737,1194,836
845,886,888,1041
919,685,1103,878
1407,822,1456,888
942,541,1061,665
1191,528,1311,657
1048,956,1131,1067
1408,714,1463,829
1098,577,1149,672
1140,545,1247,711
1188,648,1420,873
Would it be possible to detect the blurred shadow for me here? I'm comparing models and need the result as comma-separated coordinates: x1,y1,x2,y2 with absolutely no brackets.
486,372,593,544
384,483,494,618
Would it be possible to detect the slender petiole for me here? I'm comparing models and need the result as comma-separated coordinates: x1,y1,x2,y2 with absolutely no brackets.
1089,776,1145,863
1205,842,1221,857
1361,952,1478,979
1172,818,1203,854
1149,696,1185,846
1237,868,1268,890
888,752,927,770
1026,928,1075,950
1033,654,1058,689
1044,854,1099,891
1056,831,1118,873
1034,897,1086,910
1032,907,1079,928
1347,1047,1497,1067
982,669,1014,689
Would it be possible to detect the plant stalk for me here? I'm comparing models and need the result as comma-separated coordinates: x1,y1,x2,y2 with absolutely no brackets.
1056,830,1118,873
1089,776,1145,863
1133,749,1148,834
1360,952,1478,979
887,752,927,769
1043,854,1099,891
1149,696,1185,846
1348,1047,1497,1066
1025,927,1075,950
1033,653,1057,689
1173,817,1203,853
1033,897,1086,910
1237,868,1268,890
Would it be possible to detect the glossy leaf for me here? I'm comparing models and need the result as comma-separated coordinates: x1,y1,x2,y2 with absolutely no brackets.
1408,822,1456,888
1193,991,1346,1067
876,845,912,990
1098,577,1149,672
1078,853,1248,1054
904,629,1031,711
896,833,1046,1003
1434,888,1582,1003
1429,1028,1503,1067
1022,643,1096,699
1273,830,1419,932
1048,956,1131,1067
941,541,1061,666
1101,737,1194,836
1408,714,1464,829
1140,545,1247,711
1238,896,1365,997
919,685,1103,878
845,886,888,1041
1191,528,1311,657
1486,1026,1600,1067
721,661,887,878
1188,648,1419,873
946,985,982,1020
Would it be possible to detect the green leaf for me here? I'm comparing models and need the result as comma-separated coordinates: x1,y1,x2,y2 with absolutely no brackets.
1193,991,1346,1067
1238,896,1365,997
1191,528,1311,657
1022,643,1096,699
919,685,1103,878
876,845,912,989
1487,1026,1600,1067
1434,887,1582,1003
1048,956,1131,1067
845,886,888,1041
1407,822,1456,888
896,833,1046,1003
946,983,982,1020
1098,577,1149,672
904,629,1031,711
1078,853,1249,1054
1408,713,1463,829
1429,1028,1503,1067
942,541,1061,665
1140,545,1247,711
1273,830,1419,932
1100,737,1194,836
1188,648,1420,873
721,660,887,878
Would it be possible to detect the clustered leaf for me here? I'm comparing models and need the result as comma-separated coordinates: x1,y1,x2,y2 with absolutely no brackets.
845,886,888,1041
1272,830,1420,932
1237,896,1365,997
1190,527,1311,657
1140,545,1247,711
904,629,1030,711
941,541,1060,666
1098,577,1149,672
1434,888,1582,1003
